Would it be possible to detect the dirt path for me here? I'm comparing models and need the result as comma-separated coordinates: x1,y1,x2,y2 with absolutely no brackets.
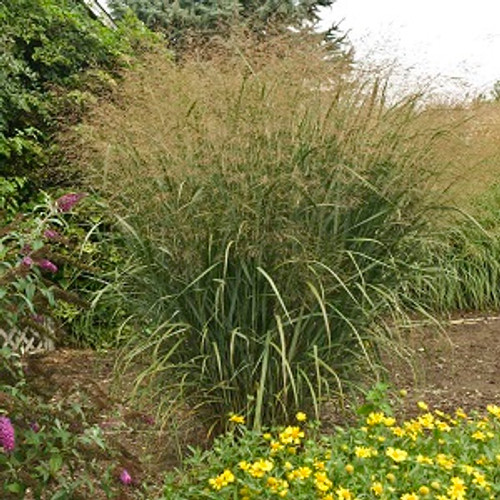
388,316,500,416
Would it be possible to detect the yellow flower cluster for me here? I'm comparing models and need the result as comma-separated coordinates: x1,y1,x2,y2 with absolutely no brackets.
208,469,235,490
203,403,500,499
390,407,460,441
239,458,274,478
366,411,396,427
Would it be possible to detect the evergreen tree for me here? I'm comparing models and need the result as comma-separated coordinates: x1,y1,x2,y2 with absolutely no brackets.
109,0,336,47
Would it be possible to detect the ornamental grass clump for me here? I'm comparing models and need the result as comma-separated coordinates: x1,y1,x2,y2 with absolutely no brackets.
76,34,459,428
163,402,500,499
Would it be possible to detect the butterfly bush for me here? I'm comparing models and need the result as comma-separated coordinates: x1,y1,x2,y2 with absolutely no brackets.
0,191,87,332
56,193,87,213
0,416,15,453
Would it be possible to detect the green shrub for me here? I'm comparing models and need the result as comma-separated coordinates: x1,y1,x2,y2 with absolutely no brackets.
0,0,161,182
0,191,120,348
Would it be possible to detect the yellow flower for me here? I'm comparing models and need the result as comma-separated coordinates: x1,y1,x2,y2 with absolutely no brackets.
279,426,304,445
267,477,279,488
287,466,312,481
296,411,307,422
417,401,429,411
401,494,419,500
248,459,274,478
417,413,435,429
386,447,408,462
416,455,433,465
366,412,386,425
436,420,451,432
270,440,284,454
355,446,378,458
476,419,489,429
229,414,245,424
472,430,488,441
383,416,396,427
392,426,406,437
366,412,395,427
314,471,333,492
267,476,289,493
418,485,430,495
239,461,250,471
335,486,354,499
435,453,455,470
345,464,354,474
461,464,476,475
371,481,384,496
447,477,467,500
386,473,396,483
472,472,489,489
208,469,235,490
431,481,441,490
399,389,408,397
486,404,500,418
263,432,272,440
455,408,468,419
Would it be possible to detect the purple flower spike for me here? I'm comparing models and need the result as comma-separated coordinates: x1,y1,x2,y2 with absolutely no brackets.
0,416,15,453
38,259,58,273
56,192,87,212
43,229,59,240
119,468,132,485
21,256,34,268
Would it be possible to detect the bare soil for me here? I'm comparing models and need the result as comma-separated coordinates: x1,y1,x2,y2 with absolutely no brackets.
21,316,500,495
387,316,500,417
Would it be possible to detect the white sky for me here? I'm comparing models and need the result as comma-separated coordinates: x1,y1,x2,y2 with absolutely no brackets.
318,0,500,100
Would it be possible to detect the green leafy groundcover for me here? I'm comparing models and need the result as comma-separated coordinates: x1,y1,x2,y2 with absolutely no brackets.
163,403,500,499
0,348,117,498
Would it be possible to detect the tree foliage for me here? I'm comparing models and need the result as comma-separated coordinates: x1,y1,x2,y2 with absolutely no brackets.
0,0,157,182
